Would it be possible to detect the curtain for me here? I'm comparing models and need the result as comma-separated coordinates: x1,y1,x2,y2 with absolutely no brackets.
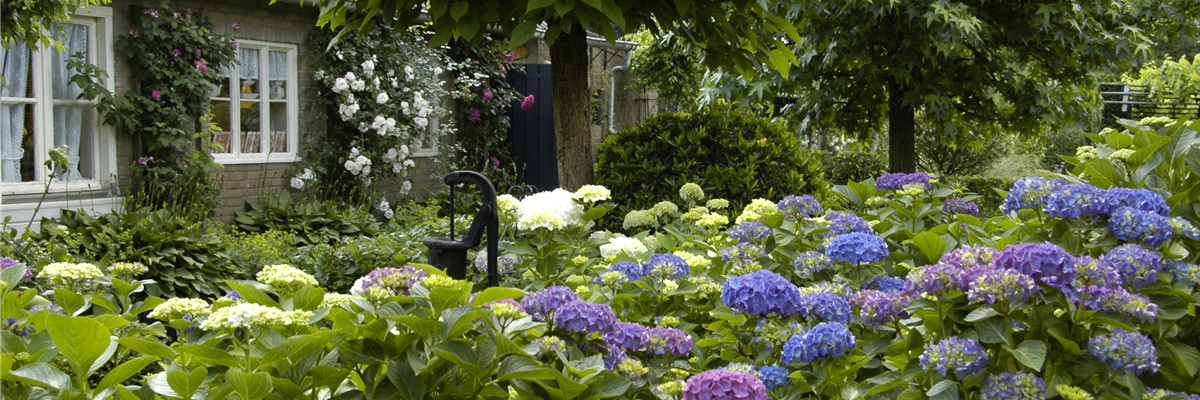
269,51,286,81
1,42,31,183
51,23,89,182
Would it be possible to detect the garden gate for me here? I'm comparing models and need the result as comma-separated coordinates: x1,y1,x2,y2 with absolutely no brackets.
507,64,558,191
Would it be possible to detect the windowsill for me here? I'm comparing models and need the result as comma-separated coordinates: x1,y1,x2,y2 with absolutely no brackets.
211,154,301,165
1,179,107,196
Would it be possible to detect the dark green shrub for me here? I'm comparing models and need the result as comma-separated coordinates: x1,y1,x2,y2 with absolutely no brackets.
234,192,380,246
35,208,237,298
944,175,1016,217
218,229,300,277
595,109,831,221
824,150,888,185
915,131,1003,177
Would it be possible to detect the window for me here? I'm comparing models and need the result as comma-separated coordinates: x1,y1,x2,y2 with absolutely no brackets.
1,8,116,194
208,41,298,164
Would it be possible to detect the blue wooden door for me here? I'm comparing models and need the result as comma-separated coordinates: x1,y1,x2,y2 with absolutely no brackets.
507,64,558,191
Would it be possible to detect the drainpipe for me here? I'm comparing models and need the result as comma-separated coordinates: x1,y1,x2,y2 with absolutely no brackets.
608,47,634,134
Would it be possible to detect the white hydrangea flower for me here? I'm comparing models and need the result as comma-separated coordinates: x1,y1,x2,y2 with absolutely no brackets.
256,264,319,287
496,194,520,219
200,303,312,331
320,293,357,308
600,236,648,260
696,213,729,228
515,189,583,231
38,262,103,286
679,183,705,202
148,298,211,321
574,185,611,203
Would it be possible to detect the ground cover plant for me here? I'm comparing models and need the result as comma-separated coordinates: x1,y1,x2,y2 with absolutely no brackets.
3,121,1200,399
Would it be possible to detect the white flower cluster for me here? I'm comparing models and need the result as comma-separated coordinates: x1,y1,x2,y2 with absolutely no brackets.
320,293,358,309
382,146,415,194
574,185,611,203
736,198,781,223
291,168,316,190
376,197,394,220
38,262,103,287
401,91,445,129
496,194,520,221
343,147,373,184
515,189,584,231
200,303,312,331
600,236,648,260
148,298,211,321
256,264,319,288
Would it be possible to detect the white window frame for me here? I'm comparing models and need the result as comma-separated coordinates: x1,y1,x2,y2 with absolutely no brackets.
208,40,299,165
1,6,116,196
412,118,438,157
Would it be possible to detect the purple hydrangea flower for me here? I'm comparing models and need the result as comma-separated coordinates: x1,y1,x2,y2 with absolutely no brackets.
825,232,889,264
967,269,1038,306
1146,388,1200,400
1109,206,1174,247
682,370,768,400
1069,256,1122,290
796,292,852,323
781,322,856,364
1088,329,1160,375
720,270,803,317
604,322,651,351
521,286,579,321
643,253,690,280
1001,177,1062,215
794,251,833,276
943,197,979,216
777,195,823,220
941,244,999,284
861,276,905,292
905,263,964,296
351,266,428,298
825,211,873,237
849,289,911,327
593,260,646,284
553,301,617,335
474,250,521,275
993,242,1075,289
1103,188,1169,217
225,291,243,300
30,303,65,315
876,172,932,191
757,365,790,391
603,342,629,369
645,327,692,357
1100,244,1163,288
729,221,772,244
981,371,1046,400
920,336,988,380
0,257,32,283
1079,285,1158,323
1042,184,1107,219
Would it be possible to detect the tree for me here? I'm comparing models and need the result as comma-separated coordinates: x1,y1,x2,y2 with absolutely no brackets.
1,0,108,49
711,0,1199,172
311,0,799,190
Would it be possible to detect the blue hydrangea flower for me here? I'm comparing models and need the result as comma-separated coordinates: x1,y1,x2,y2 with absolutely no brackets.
981,371,1046,400
604,322,650,351
1145,388,1200,400
1088,329,1160,375
1042,184,1107,219
849,289,912,327
682,370,768,400
1100,243,1163,288
905,263,964,296
593,260,646,284
1164,258,1200,286
825,211,873,237
644,254,690,280
967,269,1038,306
720,270,803,317
646,327,692,357
720,242,767,262
225,291,244,300
553,301,617,335
1169,217,1200,241
757,365,790,391
943,197,980,216
781,322,856,364
794,251,833,276
1110,206,1174,247
861,276,905,292
1080,285,1158,323
778,195,823,220
1001,177,1061,215
1103,188,1169,217
994,242,1075,289
876,172,932,191
729,221,772,244
796,292,852,323
825,232,889,264
920,336,988,380
1070,256,1122,290
603,342,629,370
521,286,579,321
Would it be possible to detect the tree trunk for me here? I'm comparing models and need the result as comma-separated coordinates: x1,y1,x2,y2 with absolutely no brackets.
887,77,917,173
547,25,592,191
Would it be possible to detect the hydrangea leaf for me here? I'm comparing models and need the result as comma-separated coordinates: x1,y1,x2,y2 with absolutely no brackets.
1011,340,1047,371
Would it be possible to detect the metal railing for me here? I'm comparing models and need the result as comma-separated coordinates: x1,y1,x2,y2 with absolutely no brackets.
1099,83,1200,119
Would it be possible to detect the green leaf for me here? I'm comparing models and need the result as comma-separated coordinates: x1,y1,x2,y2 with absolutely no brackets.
510,20,538,47
0,264,27,294
54,289,85,315
291,285,326,311
178,345,241,368
912,231,948,262
225,280,279,308
9,363,71,390
226,369,274,400
965,307,1001,322
261,331,339,365
450,2,470,21
927,380,959,400
387,361,426,400
118,337,177,359
1084,158,1123,188
975,317,1009,345
167,367,207,400
526,0,556,13
470,287,526,306
45,314,113,380
96,355,158,391
1012,340,1047,371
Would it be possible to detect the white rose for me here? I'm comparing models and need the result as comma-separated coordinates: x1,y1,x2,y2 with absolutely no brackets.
376,93,389,104
291,177,305,190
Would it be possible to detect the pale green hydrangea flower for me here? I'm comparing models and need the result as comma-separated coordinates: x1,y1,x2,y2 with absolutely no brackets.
600,236,648,260
320,293,357,308
679,183,705,202
1075,146,1097,162
38,262,103,288
489,302,528,319
660,279,678,297
565,275,589,286
200,303,311,331
570,255,589,266
1109,148,1135,160
898,183,925,196
148,298,211,321
696,213,729,228
1055,385,1093,400
655,381,685,397
623,209,658,230
617,358,649,378
657,315,680,327
653,201,679,216
673,251,712,270
705,199,729,210
600,271,628,286
496,194,520,221
687,276,722,300
574,285,591,296
641,235,660,251
865,196,888,207
574,185,611,203
736,198,781,223
1138,116,1174,127
256,264,319,288
106,262,148,278
421,274,457,289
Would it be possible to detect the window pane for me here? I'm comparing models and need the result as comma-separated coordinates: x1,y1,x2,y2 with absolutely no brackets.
269,103,287,153
239,48,259,98
1,104,35,182
52,104,93,180
52,23,89,101
210,100,231,153
1,42,34,98
269,50,287,100
240,102,261,153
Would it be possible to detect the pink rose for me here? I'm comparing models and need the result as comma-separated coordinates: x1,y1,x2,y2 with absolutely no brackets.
127,27,139,38
171,49,181,58
231,23,240,30
491,157,500,167
483,91,494,101
194,48,202,58
152,90,161,100
468,109,481,121
195,61,208,72
521,94,535,110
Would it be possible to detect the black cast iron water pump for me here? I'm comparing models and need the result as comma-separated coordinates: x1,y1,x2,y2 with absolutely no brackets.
422,171,499,286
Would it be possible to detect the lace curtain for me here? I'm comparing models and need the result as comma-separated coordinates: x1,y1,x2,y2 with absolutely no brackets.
1,42,31,182
51,23,89,182
269,51,286,81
